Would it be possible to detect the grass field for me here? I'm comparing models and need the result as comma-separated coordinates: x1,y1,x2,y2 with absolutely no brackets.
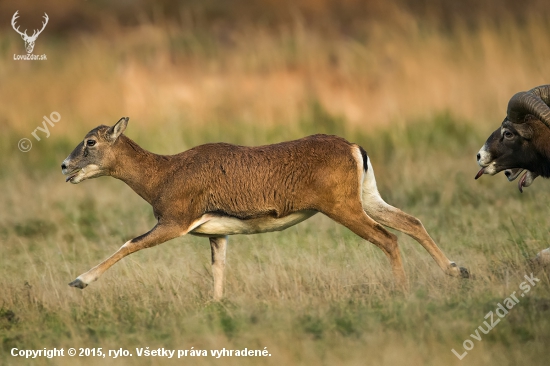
2,114,549,366
1,1,550,365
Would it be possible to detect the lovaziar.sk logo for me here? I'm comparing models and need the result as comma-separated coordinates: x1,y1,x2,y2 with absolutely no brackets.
12,10,48,61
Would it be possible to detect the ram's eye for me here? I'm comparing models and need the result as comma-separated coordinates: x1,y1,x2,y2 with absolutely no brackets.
503,131,513,139
86,139,96,147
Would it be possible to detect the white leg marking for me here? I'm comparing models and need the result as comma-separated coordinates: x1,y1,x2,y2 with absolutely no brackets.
210,236,228,300
120,239,132,249
76,240,132,285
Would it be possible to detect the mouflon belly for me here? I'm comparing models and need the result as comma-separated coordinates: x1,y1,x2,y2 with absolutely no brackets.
190,210,317,236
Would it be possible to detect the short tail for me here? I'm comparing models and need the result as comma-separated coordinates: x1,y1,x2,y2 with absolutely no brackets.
358,146,368,172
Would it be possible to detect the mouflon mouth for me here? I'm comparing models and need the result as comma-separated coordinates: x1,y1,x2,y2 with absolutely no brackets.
518,171,538,193
504,168,524,182
65,169,81,182
474,167,485,180
519,171,528,193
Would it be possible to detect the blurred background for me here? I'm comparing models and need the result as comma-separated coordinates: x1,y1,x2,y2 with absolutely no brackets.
1,2,550,365
1,0,550,152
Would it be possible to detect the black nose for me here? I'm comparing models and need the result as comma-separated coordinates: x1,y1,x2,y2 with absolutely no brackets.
61,163,66,170
476,153,480,161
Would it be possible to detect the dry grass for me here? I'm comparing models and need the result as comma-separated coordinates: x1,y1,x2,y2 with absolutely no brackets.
1,3,550,365
2,5,550,140
2,137,550,365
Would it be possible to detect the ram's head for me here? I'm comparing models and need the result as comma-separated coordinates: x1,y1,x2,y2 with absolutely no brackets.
476,85,550,192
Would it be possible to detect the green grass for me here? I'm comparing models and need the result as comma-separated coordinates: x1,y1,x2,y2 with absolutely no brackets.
2,3,550,363
1,112,549,366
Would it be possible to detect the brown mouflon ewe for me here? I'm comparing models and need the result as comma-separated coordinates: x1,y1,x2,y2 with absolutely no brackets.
476,84,550,267
62,118,469,299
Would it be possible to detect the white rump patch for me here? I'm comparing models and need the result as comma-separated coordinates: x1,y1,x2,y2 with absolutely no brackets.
360,156,396,219
362,157,384,204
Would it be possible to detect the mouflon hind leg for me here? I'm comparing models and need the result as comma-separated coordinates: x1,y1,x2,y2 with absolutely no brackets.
361,157,469,278
323,202,408,290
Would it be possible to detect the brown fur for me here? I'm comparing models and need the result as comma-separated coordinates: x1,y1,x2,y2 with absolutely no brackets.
62,118,468,298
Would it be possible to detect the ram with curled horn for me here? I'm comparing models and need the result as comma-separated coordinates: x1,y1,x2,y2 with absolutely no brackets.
476,84,550,267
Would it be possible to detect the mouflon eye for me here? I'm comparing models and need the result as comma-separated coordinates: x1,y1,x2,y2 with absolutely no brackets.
86,139,96,147
503,131,513,139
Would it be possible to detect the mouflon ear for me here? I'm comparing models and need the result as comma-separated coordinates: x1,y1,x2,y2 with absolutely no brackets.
107,117,129,142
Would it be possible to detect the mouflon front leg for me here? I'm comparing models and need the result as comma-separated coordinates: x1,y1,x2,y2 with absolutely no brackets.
210,236,228,300
69,223,183,289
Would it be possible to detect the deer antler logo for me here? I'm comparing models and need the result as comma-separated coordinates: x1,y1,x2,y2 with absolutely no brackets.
11,10,49,54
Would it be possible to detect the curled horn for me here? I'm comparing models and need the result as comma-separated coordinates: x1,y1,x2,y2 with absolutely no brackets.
507,85,550,128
